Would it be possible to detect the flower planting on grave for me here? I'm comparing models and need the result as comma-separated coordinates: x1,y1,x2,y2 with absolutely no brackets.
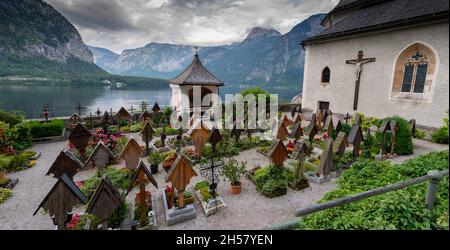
252,164,288,198
300,151,449,230
80,167,131,199
221,159,247,194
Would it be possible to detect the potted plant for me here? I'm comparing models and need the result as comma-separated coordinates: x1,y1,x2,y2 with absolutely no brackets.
148,152,163,174
222,159,247,194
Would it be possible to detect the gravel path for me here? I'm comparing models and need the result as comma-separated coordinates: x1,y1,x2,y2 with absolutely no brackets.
1,134,447,230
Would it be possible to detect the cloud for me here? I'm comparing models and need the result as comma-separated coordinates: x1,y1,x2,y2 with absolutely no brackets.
45,0,338,53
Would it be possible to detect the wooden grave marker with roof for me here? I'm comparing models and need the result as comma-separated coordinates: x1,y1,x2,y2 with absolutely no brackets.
276,122,289,141
140,121,154,156
333,131,348,157
187,120,210,157
409,119,417,138
305,114,318,142
126,160,158,227
230,121,243,143
324,115,334,135
140,110,151,123
282,114,292,128
46,150,84,180
165,155,197,208
316,111,324,130
289,122,303,140
68,123,92,163
290,141,310,190
101,111,114,128
333,117,343,135
379,120,391,155
34,174,88,230
292,113,302,124
152,102,161,113
85,141,116,169
66,113,83,130
318,138,334,177
85,177,124,230
348,124,363,157
119,138,144,170
389,120,400,155
116,107,131,123
267,139,288,167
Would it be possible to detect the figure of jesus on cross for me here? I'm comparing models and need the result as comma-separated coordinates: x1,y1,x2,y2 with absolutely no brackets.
346,50,375,111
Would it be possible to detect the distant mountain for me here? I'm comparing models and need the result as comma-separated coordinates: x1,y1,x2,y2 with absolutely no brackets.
89,14,326,88
0,0,107,80
88,46,120,74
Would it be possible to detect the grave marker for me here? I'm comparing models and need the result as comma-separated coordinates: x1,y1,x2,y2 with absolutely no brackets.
85,141,116,169
267,139,288,167
140,122,154,156
389,120,399,155
68,123,91,163
187,120,210,157
119,138,144,170
165,155,197,208
333,132,348,157
46,150,84,180
324,116,334,135
318,138,334,176
348,124,363,157
289,122,303,140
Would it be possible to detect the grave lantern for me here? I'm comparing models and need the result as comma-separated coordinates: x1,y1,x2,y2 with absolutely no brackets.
165,155,197,208
119,138,144,170
267,139,288,167
85,178,124,230
34,174,88,230
68,123,92,163
85,141,116,170
46,150,84,180
126,160,158,227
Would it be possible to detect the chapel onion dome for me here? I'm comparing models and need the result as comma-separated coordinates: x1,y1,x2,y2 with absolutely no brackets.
170,50,224,86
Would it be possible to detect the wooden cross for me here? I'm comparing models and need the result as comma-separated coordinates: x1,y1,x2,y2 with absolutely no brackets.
346,51,376,110
140,101,148,113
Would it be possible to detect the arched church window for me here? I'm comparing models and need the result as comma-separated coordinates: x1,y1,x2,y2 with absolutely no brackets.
401,52,428,93
321,67,330,83
391,43,436,101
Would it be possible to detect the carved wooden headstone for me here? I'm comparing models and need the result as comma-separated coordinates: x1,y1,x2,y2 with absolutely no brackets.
85,178,123,229
46,150,84,180
119,138,144,170
140,110,151,122
140,122,154,156
305,115,318,142
187,120,210,157
324,116,334,135
348,124,363,157
66,113,83,130
165,155,197,208
126,160,158,227
334,118,343,135
85,142,116,169
292,141,310,187
292,113,302,124
318,138,334,176
333,132,348,157
68,123,92,163
34,174,88,230
289,122,303,140
101,111,114,128
267,139,288,167
282,114,292,128
152,102,161,113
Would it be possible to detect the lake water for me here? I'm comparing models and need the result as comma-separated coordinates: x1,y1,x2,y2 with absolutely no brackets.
0,84,299,118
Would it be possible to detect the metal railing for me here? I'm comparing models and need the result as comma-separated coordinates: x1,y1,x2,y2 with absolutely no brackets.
267,169,449,230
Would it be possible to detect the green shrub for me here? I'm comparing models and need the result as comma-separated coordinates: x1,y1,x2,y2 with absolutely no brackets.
106,125,119,134
27,119,64,138
0,188,12,204
195,180,209,191
13,123,32,150
300,151,449,230
0,109,24,127
108,202,129,228
129,123,143,133
148,152,164,165
415,128,426,140
431,112,448,144
376,116,413,155
81,167,130,199
253,165,288,198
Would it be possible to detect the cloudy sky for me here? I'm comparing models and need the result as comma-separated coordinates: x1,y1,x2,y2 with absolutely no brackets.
45,0,338,54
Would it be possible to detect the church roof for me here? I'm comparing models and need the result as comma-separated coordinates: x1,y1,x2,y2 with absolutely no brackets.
304,0,449,45
170,54,224,86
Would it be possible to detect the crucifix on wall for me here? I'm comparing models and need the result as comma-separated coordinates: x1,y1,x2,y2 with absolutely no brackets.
346,50,376,111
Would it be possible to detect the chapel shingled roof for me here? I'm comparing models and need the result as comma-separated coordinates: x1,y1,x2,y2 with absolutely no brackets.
170,54,224,86
304,0,449,44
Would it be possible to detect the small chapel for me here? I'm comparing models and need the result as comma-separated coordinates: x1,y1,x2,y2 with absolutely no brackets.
301,0,449,128
169,49,224,114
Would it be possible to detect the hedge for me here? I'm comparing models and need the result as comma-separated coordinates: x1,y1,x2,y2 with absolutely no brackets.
27,119,64,138
376,116,413,155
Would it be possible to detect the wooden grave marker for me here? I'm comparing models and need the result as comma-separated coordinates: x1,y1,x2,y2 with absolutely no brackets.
46,150,84,180
230,122,243,143
324,115,334,135
34,174,88,230
276,122,289,141
152,102,161,113
68,123,92,163
409,119,417,138
126,160,158,227
85,141,116,169
165,155,197,208
187,120,210,157
333,132,348,157
101,111,114,128
266,139,288,167
290,141,310,190
379,120,391,155
282,114,292,128
316,111,324,130
85,177,124,230
318,138,334,176
116,107,131,122
140,110,151,122
334,117,343,135
289,122,303,140
140,122,154,156
348,124,363,157
119,138,144,170
292,113,302,124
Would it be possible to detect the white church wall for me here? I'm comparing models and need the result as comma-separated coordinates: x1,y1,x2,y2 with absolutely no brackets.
302,22,449,128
